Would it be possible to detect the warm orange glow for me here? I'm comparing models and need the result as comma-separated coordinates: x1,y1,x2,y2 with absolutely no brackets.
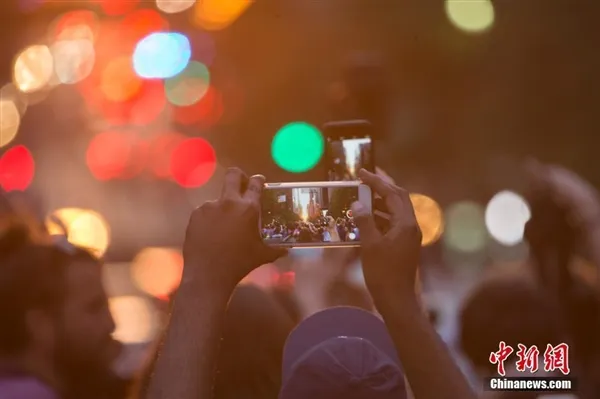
193,0,252,30
131,247,183,298
409,193,444,246
101,57,142,102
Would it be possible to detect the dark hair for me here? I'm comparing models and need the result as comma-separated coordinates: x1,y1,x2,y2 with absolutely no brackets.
0,226,70,355
458,278,563,374
214,285,295,399
0,224,99,356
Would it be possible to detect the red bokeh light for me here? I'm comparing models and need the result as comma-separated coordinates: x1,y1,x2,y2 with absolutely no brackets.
172,86,224,127
0,145,35,192
170,138,217,188
86,131,135,180
99,0,140,17
148,132,186,179
81,78,165,126
129,80,167,126
121,9,169,51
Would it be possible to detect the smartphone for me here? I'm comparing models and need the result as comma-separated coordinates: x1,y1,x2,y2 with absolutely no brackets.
322,120,374,181
261,181,372,248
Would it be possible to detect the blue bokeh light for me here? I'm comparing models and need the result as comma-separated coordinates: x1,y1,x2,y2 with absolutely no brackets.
133,32,191,79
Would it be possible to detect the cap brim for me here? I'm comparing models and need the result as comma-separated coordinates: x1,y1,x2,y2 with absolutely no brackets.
282,306,402,381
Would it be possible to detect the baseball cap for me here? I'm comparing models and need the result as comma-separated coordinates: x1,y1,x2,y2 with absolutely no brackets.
279,306,407,399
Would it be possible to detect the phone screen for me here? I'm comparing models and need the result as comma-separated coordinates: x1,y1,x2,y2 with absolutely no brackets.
261,186,360,246
323,121,374,181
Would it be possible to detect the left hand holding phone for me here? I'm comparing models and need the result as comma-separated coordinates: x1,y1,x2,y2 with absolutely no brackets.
182,167,287,293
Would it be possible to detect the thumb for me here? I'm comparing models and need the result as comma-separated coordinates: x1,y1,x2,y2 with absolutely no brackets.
351,201,380,243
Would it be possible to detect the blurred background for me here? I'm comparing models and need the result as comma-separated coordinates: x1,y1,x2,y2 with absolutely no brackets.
0,0,599,355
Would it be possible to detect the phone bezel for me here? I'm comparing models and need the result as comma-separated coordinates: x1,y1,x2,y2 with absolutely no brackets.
322,120,374,181
261,181,372,248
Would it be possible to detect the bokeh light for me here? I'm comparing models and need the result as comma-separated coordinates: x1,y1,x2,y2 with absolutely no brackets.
100,0,140,16
485,190,531,246
0,99,21,148
0,145,35,192
271,122,324,173
193,0,252,30
86,131,134,180
164,61,210,106
156,0,196,14
131,247,183,298
49,10,98,43
0,84,28,117
148,132,185,179
109,296,156,344
13,45,54,93
444,201,487,253
101,56,142,102
51,39,95,85
133,32,191,79
120,9,170,51
410,193,444,246
170,137,217,187
46,208,111,257
445,0,495,34
172,85,223,127
126,81,167,126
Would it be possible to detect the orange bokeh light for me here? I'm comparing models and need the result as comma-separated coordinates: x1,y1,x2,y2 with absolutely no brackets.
170,138,217,188
131,247,183,298
193,0,252,30
0,145,35,192
101,56,142,102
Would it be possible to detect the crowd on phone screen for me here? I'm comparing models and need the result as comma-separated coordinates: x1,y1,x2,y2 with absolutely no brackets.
1,163,600,399
262,215,359,244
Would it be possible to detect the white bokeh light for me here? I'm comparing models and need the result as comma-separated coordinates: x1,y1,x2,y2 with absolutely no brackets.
485,190,531,246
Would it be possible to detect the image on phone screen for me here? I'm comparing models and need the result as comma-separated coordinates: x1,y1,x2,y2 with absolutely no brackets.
327,136,373,181
261,186,360,246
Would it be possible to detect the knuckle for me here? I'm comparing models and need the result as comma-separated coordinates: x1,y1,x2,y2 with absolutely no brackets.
226,167,244,177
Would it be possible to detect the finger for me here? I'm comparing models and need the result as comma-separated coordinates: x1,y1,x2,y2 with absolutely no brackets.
243,174,266,206
351,201,380,244
221,167,246,200
359,168,406,224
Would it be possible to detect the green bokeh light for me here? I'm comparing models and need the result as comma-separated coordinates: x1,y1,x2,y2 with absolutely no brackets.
271,122,324,173
164,61,210,107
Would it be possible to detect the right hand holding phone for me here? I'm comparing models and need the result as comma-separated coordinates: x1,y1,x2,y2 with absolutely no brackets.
351,169,422,303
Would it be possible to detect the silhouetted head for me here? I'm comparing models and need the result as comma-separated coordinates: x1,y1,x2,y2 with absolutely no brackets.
214,284,295,399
